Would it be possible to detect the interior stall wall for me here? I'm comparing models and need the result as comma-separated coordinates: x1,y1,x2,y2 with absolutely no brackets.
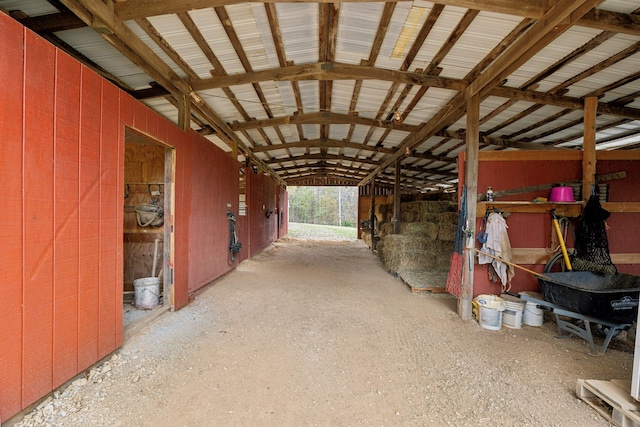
0,15,255,421
459,152,640,297
247,171,279,257
123,143,166,294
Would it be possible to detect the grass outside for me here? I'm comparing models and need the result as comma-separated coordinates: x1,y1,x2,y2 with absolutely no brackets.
287,222,357,240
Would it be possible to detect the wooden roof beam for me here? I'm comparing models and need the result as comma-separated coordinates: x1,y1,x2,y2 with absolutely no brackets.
230,111,420,133
112,1,640,37
359,0,605,185
60,0,284,185
192,62,466,92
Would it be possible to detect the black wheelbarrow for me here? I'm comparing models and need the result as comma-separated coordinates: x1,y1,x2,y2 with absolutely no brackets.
538,271,640,325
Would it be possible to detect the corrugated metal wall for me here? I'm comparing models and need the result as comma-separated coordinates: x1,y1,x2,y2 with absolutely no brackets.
0,14,285,421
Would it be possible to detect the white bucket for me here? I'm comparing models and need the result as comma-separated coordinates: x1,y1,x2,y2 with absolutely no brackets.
523,301,544,326
500,294,525,329
133,277,160,310
475,295,505,331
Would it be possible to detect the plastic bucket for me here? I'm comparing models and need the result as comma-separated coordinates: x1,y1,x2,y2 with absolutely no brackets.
475,295,505,331
549,186,574,202
523,301,544,326
133,277,160,310
501,294,525,329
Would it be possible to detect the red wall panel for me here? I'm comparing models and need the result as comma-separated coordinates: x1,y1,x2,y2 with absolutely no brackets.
22,30,56,408
98,81,120,358
188,136,239,292
171,126,192,310
53,51,81,389
461,155,640,296
1,13,286,420
248,172,279,257
77,67,102,371
0,21,25,420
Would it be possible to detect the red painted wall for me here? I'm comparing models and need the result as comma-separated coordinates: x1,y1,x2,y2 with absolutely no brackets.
0,15,285,421
459,153,640,297
248,171,279,257
188,135,240,292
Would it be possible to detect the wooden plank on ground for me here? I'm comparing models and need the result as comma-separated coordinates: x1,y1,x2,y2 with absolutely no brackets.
576,378,640,427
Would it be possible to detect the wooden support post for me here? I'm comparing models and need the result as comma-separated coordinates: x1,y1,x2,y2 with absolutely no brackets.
459,93,480,320
370,176,376,251
393,158,401,234
177,93,190,132
231,140,239,161
582,96,598,201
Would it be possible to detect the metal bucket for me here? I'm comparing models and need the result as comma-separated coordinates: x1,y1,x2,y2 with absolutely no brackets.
133,277,160,310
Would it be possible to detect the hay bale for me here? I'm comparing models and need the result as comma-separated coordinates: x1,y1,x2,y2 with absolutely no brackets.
401,222,439,240
400,204,419,222
377,203,393,222
378,235,444,272
421,201,457,214
378,221,394,238
437,221,458,242
400,201,457,223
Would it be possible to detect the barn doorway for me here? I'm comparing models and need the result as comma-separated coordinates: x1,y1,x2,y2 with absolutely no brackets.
123,128,174,333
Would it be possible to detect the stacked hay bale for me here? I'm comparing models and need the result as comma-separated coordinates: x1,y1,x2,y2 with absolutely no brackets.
376,200,458,292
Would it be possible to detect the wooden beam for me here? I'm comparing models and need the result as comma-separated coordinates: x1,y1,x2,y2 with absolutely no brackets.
192,62,466,92
61,0,285,185
582,96,598,201
460,92,480,320
359,0,604,187
230,111,420,133
112,1,640,37
370,176,376,250
393,159,401,234
490,87,640,121
250,138,394,154
177,93,190,132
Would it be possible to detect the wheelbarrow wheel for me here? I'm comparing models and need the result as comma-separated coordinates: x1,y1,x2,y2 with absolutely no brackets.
544,252,570,273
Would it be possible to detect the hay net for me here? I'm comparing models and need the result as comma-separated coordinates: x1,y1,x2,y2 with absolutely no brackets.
573,194,616,274
446,187,466,297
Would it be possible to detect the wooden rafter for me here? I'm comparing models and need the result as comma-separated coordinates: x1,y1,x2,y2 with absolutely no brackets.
109,0,640,37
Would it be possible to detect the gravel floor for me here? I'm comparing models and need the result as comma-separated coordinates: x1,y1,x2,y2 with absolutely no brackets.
8,237,635,427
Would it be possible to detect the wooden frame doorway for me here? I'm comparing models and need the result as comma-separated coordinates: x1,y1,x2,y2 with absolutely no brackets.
123,127,175,331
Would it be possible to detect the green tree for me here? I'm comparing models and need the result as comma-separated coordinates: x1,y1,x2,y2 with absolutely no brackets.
288,186,357,226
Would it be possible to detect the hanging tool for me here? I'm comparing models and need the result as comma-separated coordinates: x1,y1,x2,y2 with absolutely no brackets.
551,209,573,272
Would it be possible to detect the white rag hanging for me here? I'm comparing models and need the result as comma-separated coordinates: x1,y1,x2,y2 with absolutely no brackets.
477,212,515,286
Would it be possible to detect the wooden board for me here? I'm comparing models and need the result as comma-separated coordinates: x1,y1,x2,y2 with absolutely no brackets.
398,271,448,294
576,378,640,427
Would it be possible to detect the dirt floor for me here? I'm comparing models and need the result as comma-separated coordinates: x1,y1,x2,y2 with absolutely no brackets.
11,238,636,426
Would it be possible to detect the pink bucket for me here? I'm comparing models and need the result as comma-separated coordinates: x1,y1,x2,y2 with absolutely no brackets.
549,186,575,202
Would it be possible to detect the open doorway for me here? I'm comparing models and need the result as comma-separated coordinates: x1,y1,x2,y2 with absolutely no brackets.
123,128,174,333
287,186,358,240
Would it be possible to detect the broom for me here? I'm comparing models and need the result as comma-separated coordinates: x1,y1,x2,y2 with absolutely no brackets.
446,187,467,296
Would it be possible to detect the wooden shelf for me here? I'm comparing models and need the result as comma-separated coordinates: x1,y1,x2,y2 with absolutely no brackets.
477,201,640,216
477,201,582,217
